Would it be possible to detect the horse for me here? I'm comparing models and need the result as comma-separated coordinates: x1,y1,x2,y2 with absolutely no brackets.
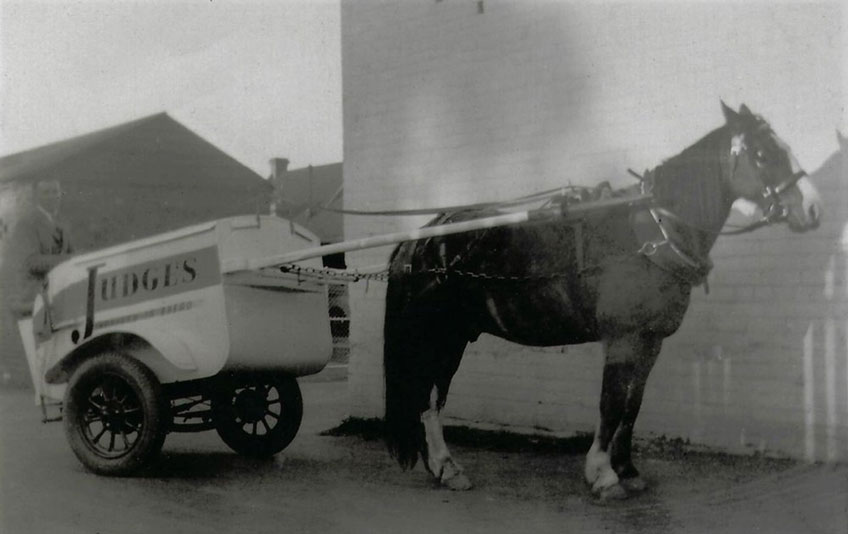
382,102,823,500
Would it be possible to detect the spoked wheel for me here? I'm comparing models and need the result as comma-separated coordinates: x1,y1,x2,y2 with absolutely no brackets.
212,373,303,458
63,352,168,476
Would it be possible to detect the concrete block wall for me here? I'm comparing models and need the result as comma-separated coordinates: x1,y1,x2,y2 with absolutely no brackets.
652,149,847,462
342,0,846,460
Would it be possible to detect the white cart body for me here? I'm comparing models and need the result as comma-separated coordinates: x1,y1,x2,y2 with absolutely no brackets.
20,215,332,406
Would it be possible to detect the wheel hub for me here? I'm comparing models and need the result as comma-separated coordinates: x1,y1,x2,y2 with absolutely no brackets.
102,400,127,430
233,389,267,423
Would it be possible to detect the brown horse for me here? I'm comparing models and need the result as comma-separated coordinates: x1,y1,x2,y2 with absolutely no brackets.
382,102,822,499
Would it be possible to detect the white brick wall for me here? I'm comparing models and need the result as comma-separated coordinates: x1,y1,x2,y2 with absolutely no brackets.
341,0,846,461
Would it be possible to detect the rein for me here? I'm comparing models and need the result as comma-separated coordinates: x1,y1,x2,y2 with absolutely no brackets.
317,184,588,216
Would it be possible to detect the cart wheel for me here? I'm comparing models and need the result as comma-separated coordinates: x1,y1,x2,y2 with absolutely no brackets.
213,373,303,458
63,352,168,476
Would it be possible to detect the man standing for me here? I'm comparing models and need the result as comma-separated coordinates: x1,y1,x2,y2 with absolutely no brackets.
7,179,74,315
0,179,74,385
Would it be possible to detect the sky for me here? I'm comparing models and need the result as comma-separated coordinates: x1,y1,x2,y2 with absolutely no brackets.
0,0,342,177
0,1,844,180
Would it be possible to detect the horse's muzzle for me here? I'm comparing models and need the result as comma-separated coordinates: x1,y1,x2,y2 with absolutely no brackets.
787,175,823,232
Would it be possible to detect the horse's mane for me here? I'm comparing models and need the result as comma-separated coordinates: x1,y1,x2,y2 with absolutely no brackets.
650,126,733,234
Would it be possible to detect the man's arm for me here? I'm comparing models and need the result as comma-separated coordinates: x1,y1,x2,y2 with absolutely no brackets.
25,253,71,276
9,213,74,277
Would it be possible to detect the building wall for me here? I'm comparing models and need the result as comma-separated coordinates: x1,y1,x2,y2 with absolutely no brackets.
342,1,846,461
659,146,847,462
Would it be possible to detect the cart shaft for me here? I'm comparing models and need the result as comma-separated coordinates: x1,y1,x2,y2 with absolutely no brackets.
224,194,652,272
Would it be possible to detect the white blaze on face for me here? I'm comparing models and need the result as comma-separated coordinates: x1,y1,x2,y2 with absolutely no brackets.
732,198,759,217
796,175,822,211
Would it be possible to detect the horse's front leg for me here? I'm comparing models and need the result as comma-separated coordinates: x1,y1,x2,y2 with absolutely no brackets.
609,335,662,493
421,385,472,490
585,333,661,500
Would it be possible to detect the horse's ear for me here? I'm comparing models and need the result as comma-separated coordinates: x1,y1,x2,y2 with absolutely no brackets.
838,129,847,150
739,103,753,116
721,100,741,127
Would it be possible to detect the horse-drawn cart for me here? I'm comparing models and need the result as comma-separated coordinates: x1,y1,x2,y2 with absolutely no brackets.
20,215,334,475
18,104,821,502
19,195,652,476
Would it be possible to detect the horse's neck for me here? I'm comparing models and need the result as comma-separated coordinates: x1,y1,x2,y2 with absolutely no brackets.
650,127,735,255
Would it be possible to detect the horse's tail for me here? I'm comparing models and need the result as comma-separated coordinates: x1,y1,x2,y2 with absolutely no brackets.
383,244,429,470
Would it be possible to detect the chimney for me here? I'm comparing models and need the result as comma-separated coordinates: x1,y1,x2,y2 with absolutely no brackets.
269,158,290,217
269,157,290,184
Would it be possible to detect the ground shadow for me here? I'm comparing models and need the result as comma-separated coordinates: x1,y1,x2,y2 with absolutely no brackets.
141,451,278,479
322,417,595,455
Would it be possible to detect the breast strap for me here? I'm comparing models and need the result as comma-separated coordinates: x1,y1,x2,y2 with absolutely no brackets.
631,207,713,286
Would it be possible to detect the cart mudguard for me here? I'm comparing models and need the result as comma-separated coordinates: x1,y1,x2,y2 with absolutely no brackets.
31,279,231,391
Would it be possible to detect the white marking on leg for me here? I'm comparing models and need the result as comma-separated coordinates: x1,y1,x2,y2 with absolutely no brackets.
421,386,450,477
584,424,619,492
421,386,472,489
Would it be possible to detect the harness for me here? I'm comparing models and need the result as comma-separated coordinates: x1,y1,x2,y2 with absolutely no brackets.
632,141,807,287
632,207,713,286
292,142,806,289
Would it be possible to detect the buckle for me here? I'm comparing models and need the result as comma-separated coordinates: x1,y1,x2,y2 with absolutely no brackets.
638,241,664,256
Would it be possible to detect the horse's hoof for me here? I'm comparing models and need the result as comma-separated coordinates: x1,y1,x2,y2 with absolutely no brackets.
620,476,647,493
443,473,473,491
596,483,628,501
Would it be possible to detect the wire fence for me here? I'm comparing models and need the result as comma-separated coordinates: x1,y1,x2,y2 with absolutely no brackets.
327,282,350,364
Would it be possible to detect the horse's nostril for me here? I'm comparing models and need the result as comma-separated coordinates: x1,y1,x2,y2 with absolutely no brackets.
810,204,821,223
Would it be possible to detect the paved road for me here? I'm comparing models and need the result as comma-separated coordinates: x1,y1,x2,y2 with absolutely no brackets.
1,373,845,534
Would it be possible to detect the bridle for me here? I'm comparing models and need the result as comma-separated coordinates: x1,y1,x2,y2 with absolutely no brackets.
759,170,808,223
721,131,807,234
634,126,809,287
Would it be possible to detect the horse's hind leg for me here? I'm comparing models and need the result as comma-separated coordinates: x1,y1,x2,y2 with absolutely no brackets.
585,333,661,500
421,385,472,490
420,336,472,490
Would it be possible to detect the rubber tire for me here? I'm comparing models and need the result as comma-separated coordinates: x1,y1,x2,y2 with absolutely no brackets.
63,352,168,476
213,373,303,458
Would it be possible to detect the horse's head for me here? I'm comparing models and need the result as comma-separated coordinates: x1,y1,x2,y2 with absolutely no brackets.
721,102,822,232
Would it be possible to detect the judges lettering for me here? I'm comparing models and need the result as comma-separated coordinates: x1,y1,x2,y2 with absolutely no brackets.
99,257,198,302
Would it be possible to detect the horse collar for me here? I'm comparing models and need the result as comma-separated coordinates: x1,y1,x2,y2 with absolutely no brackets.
633,207,713,287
